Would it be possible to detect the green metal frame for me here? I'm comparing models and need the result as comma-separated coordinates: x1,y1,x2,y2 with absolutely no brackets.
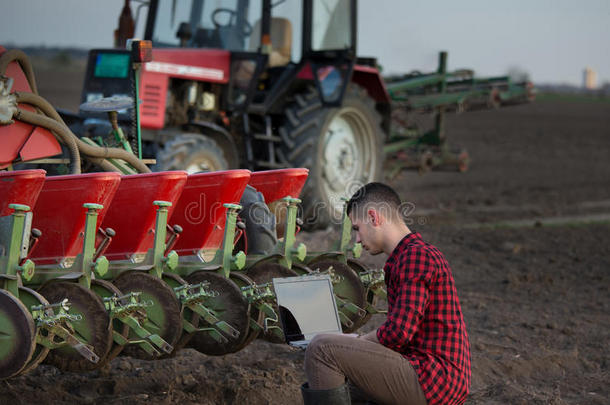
23,203,175,357
0,204,100,364
101,201,244,347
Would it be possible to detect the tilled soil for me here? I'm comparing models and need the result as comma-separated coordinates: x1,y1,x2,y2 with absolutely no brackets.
2,75,609,405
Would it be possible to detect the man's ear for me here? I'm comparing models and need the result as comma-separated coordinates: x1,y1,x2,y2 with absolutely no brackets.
367,208,382,227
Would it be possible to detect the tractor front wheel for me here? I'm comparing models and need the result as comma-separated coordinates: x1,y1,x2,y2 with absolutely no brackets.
154,133,229,173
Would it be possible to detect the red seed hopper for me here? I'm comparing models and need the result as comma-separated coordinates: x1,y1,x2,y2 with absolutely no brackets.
0,169,46,216
100,171,188,261
170,170,251,255
31,172,121,264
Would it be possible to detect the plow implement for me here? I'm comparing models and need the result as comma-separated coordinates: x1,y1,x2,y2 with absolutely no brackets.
384,51,535,176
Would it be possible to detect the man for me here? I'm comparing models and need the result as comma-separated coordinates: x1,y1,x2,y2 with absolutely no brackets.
301,183,470,405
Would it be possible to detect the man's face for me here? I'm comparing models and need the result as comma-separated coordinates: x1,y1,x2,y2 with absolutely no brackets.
349,210,384,255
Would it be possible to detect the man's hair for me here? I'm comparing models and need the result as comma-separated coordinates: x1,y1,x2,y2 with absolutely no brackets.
346,182,403,222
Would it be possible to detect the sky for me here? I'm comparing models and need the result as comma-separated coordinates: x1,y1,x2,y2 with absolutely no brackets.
1,0,609,86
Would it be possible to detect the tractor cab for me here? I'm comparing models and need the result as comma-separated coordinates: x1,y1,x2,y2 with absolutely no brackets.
140,0,357,109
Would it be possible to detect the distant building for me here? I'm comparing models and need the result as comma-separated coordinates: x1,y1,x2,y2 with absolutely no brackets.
583,67,597,89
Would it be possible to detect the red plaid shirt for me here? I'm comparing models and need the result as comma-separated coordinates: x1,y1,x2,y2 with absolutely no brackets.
377,232,471,405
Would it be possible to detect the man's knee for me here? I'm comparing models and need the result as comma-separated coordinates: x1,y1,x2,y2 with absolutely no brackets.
306,333,335,358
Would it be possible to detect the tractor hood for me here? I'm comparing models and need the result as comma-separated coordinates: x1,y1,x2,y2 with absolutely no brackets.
143,48,231,84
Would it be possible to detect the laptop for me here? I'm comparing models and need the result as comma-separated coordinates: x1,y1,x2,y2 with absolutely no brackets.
273,273,343,349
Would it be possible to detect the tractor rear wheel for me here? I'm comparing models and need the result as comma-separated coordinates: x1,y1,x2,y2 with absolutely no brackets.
154,133,228,173
278,85,385,229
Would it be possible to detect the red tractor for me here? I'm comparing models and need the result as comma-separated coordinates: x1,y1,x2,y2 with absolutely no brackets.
72,0,388,230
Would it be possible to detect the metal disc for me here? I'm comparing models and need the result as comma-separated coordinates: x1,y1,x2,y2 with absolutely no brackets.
90,279,129,364
185,271,250,356
291,263,313,276
245,262,298,343
0,289,36,379
161,272,192,355
14,287,50,375
346,259,380,330
308,260,367,333
113,271,183,360
228,272,264,352
79,95,133,112
38,281,112,372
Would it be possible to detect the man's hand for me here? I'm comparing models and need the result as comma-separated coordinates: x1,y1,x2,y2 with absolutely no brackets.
358,330,380,343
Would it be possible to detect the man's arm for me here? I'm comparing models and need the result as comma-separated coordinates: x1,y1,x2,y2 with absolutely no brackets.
376,248,433,352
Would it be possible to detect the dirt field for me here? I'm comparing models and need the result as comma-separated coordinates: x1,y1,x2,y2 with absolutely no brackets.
1,67,609,404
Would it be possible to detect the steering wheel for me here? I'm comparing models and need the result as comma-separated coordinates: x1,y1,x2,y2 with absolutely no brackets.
211,8,253,36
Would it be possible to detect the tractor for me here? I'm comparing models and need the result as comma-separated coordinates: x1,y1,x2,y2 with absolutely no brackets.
66,0,533,231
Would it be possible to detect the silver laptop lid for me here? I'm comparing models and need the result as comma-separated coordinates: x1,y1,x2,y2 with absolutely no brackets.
273,274,342,343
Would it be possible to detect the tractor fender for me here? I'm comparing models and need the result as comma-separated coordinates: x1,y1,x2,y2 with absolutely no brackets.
351,65,391,104
351,64,392,137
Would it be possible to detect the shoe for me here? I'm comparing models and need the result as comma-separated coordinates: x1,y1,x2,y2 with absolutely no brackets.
301,382,351,405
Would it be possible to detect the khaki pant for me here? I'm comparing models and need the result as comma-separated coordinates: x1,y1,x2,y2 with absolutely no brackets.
304,334,427,405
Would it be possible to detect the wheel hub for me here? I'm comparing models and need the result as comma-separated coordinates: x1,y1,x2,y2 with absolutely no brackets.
321,108,376,213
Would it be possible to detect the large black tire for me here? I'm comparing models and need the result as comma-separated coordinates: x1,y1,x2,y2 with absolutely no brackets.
238,185,278,255
154,133,228,173
277,84,385,229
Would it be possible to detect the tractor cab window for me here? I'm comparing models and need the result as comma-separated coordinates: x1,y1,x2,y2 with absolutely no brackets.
150,0,262,52
311,0,352,51
263,1,302,63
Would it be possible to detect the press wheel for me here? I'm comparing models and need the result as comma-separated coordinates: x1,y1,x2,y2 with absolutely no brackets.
161,272,192,355
0,289,36,379
347,259,380,329
228,272,264,352
308,260,367,333
39,281,112,372
245,262,298,343
15,287,51,375
113,271,182,360
185,271,250,356
90,279,129,363
291,263,313,276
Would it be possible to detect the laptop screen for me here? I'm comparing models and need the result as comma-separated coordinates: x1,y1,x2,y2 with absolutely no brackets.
273,274,342,342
